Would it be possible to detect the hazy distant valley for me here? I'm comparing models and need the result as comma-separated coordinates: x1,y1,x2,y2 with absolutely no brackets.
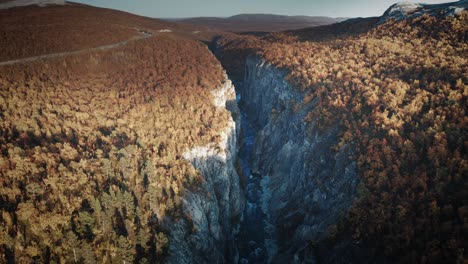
0,0,467,263
170,14,348,33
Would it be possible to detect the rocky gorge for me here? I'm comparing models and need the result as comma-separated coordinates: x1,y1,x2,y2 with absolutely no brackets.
235,56,361,263
61,3,465,262
168,53,364,263
0,1,465,263
164,77,245,263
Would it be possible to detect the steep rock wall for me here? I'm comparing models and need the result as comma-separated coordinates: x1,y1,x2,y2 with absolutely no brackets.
165,77,244,263
239,56,360,263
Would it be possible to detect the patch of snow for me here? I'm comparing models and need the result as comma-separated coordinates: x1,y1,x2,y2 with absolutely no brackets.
0,0,65,9
378,0,467,24
211,78,235,108
380,2,422,24
157,29,172,33
192,31,200,34
182,116,234,163
443,6,465,16
183,79,236,163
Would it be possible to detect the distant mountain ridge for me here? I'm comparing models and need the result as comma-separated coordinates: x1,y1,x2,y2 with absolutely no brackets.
173,13,348,32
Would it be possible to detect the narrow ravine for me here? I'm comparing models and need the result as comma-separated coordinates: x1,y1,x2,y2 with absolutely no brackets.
235,92,277,264
208,42,280,262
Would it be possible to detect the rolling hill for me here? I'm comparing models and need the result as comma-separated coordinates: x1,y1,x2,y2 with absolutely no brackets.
0,1,222,61
174,13,347,33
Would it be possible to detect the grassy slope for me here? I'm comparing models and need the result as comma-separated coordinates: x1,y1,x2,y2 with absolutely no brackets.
0,2,220,61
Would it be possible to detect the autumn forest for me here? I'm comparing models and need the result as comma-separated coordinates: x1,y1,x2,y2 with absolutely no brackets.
0,1,467,264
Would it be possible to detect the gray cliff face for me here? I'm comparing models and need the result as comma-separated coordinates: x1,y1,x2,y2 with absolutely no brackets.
239,56,360,263
165,78,244,263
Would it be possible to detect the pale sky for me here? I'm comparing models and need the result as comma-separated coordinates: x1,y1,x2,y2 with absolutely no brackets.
73,0,458,18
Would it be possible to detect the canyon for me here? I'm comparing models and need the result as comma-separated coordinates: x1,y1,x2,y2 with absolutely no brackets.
166,3,468,260
0,1,466,263
236,56,360,263
167,54,364,263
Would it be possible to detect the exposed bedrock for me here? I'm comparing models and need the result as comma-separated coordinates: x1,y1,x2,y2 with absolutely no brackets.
238,56,360,263
165,77,244,264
